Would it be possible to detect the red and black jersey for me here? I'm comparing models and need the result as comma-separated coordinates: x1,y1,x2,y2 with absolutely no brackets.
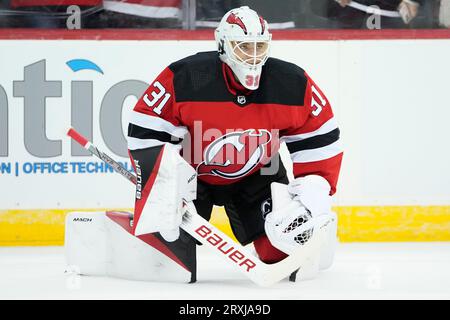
128,51,343,196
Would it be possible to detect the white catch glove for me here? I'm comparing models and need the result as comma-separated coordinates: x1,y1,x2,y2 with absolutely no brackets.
134,144,197,242
287,175,332,218
265,182,332,254
287,175,337,270
264,179,338,276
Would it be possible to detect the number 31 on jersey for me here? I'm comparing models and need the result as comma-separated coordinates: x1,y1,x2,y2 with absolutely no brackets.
311,85,326,116
143,81,171,115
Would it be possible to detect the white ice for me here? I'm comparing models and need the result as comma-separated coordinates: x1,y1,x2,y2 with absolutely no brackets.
1,242,450,300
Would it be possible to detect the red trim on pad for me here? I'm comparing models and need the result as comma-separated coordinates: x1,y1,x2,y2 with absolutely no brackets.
131,145,165,234
106,211,190,272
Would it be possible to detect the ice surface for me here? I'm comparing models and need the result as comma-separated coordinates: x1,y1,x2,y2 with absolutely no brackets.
1,242,449,300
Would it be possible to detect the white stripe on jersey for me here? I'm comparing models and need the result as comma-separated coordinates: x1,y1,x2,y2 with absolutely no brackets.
281,118,338,143
127,136,166,151
103,1,181,18
129,110,188,138
290,140,343,163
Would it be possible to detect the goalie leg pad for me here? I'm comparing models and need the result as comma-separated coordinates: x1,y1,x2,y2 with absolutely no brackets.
319,211,338,270
253,234,287,264
65,211,196,283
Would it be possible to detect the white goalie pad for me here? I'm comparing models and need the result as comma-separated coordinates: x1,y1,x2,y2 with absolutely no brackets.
64,211,192,283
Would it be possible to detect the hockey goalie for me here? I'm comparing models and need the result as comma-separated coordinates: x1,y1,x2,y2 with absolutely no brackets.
65,6,343,285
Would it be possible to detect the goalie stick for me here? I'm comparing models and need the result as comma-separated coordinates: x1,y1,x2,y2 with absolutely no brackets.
67,128,324,287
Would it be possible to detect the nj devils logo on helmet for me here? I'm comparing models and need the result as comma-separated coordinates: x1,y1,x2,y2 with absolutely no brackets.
226,12,248,34
197,129,272,179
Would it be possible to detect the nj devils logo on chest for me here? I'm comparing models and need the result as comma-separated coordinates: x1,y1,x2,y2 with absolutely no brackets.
196,129,272,179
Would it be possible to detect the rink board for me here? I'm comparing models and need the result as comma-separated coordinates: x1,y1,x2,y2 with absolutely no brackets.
1,206,450,246
1,30,449,245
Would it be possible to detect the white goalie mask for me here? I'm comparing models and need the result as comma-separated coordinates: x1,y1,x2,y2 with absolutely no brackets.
215,6,271,90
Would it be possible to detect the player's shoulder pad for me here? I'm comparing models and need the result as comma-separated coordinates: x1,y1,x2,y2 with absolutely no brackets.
258,58,308,106
169,51,219,74
168,51,222,100
264,57,308,84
